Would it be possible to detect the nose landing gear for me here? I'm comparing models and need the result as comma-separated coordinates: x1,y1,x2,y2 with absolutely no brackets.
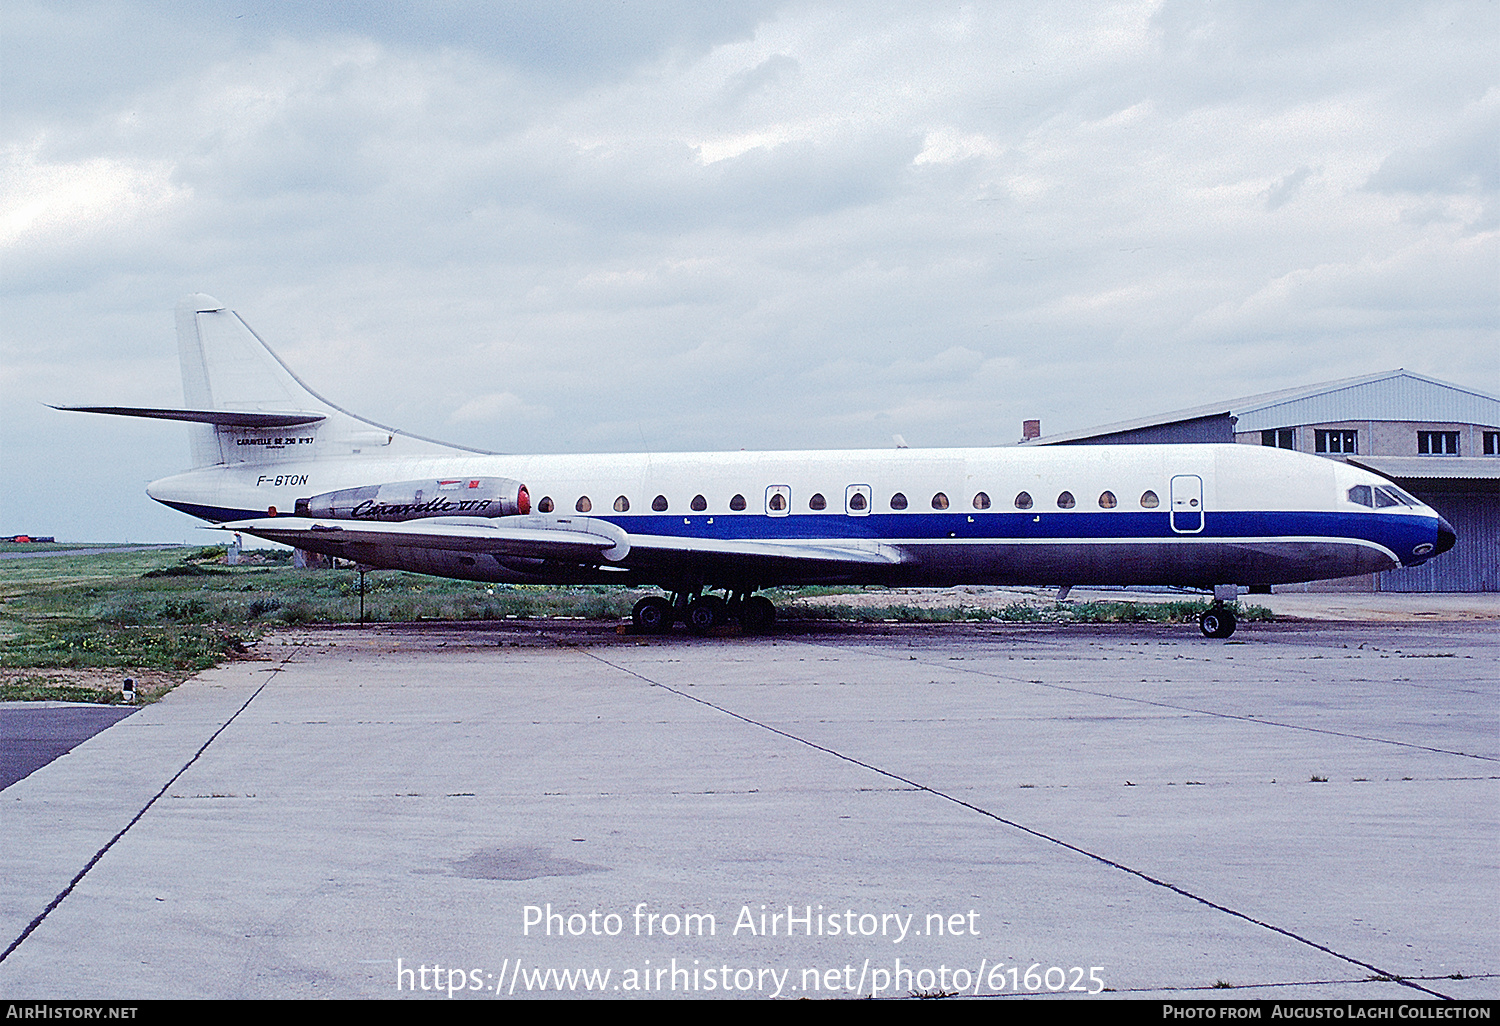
1199,605,1237,639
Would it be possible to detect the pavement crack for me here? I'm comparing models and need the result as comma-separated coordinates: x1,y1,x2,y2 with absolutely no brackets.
0,652,294,965
580,648,1455,1001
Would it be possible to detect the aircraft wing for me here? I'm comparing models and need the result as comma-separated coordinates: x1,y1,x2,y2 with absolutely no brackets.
219,514,905,578
221,515,631,563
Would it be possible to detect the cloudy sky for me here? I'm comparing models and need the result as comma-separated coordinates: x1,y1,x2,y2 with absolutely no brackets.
3,1,1496,541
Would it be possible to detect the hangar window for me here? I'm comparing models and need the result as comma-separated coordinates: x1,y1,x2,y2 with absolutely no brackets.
1486,432,1499,456
1056,491,1076,509
651,494,668,512
614,495,630,512
537,496,554,513
972,491,990,510
889,492,907,510
1347,485,1373,507
1014,491,1033,510
809,493,827,510
1140,490,1160,508
1315,429,1357,454
1261,428,1295,449
849,491,868,511
575,496,592,513
1418,431,1459,455
1098,491,1117,509
691,494,707,512
730,494,747,511
931,492,949,510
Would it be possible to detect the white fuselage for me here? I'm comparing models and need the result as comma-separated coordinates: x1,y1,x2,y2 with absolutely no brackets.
149,442,1450,590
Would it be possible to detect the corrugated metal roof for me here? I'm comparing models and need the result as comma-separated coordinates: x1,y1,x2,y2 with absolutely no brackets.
1348,456,1500,481
1026,371,1500,445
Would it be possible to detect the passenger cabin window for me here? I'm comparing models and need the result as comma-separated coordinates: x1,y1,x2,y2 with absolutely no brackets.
730,494,747,511
691,494,707,512
1056,491,1076,509
1014,491,1033,510
809,493,827,510
614,495,630,512
972,491,990,510
1418,431,1460,455
765,485,790,515
651,494,668,512
1262,428,1295,449
1347,485,1373,507
848,492,867,511
931,492,949,510
537,496,554,513
575,496,592,513
889,492,907,510
1098,491,1117,509
1315,429,1357,454
1140,490,1160,508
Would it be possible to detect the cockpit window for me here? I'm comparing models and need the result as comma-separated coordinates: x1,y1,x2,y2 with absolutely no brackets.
1374,487,1402,508
1385,486,1419,506
1347,485,1373,507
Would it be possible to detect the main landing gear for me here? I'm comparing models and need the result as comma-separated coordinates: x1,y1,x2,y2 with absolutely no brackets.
631,590,776,635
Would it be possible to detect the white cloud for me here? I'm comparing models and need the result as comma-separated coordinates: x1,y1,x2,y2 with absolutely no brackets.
3,0,1496,541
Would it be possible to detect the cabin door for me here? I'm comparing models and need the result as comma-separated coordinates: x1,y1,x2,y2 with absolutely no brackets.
1170,475,1204,533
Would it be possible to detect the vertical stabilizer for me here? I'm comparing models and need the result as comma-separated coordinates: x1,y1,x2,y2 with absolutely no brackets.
172,294,482,468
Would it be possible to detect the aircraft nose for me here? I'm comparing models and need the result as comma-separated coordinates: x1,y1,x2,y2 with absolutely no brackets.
1435,517,1456,555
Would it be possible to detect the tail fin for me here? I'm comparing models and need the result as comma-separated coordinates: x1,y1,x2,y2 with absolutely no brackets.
58,294,487,468
169,294,483,467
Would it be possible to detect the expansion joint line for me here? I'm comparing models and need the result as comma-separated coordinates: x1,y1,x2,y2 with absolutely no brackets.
581,650,1452,1001
0,654,295,964
807,637,1496,763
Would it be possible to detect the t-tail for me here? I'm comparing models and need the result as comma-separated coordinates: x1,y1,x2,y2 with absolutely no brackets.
55,294,481,469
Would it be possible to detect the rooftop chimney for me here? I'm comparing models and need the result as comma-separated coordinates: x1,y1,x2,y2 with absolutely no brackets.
1022,419,1041,442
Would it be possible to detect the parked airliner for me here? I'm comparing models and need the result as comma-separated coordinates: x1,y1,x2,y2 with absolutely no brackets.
59,295,1455,638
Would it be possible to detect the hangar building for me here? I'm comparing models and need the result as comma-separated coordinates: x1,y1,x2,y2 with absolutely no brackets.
1022,370,1499,592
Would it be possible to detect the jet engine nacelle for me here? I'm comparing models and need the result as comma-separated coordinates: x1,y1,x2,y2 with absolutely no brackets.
296,477,530,521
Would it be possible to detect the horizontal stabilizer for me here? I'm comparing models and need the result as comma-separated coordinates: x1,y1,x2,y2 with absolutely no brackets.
53,406,326,428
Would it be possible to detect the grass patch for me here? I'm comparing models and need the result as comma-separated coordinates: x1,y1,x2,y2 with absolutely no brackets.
0,545,645,685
